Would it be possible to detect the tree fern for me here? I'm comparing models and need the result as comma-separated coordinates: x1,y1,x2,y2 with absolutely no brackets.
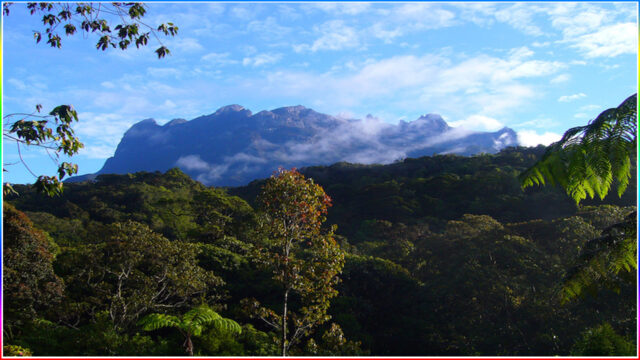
211,317,243,334
138,313,181,332
520,93,636,204
560,211,637,304
138,305,241,355
519,94,637,303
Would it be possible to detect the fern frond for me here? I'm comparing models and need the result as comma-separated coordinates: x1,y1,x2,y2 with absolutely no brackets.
211,318,242,335
183,305,222,326
560,210,637,304
520,93,637,205
138,313,181,331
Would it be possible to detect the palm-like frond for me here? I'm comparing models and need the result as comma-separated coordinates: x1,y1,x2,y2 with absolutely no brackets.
183,305,223,326
139,305,241,336
211,317,242,335
519,94,637,303
560,211,637,303
519,93,637,204
137,313,181,331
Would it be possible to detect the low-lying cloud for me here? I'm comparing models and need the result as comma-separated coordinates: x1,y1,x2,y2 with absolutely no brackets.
172,113,518,185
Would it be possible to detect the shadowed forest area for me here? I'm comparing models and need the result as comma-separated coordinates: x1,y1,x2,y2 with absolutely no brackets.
3,144,637,356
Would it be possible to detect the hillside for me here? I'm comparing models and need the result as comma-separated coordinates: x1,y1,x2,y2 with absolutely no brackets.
5,148,636,356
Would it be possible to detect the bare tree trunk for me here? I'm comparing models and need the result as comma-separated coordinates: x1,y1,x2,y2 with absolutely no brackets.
282,288,289,356
185,334,194,356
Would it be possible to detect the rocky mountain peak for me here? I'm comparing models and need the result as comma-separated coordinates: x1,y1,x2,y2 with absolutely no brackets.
69,105,520,187
214,104,250,116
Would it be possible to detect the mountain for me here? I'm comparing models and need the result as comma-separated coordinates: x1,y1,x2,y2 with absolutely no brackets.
69,105,519,186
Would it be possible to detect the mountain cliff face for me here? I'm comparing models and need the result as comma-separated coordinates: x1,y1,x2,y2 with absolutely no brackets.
71,105,519,186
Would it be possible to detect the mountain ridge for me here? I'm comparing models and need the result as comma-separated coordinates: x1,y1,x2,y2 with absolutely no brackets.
69,105,519,186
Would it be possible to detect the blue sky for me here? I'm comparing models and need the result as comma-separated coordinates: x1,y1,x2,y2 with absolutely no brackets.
2,2,638,185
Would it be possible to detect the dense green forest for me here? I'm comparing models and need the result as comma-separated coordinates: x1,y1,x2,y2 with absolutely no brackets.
3,144,637,356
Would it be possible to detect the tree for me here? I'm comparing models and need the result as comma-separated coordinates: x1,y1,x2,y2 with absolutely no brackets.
243,169,345,356
56,221,222,331
519,94,637,302
138,305,241,356
570,323,635,356
2,203,64,340
302,323,368,356
2,2,178,196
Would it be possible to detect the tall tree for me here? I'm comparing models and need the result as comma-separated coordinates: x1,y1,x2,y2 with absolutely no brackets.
243,169,345,356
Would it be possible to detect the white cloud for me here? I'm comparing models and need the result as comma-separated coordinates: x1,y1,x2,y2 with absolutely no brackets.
176,154,211,171
277,5,300,20
367,3,456,43
517,130,562,146
550,74,570,84
312,2,371,15
569,23,637,58
307,20,360,52
454,3,496,27
247,16,292,39
532,41,551,47
509,46,534,60
79,144,116,159
449,114,504,132
147,67,182,78
249,50,565,120
543,3,637,58
549,3,607,38
201,52,238,66
230,6,256,20
242,53,282,67
558,93,586,102
7,78,27,90
394,3,456,25
580,104,602,111
167,37,204,53
494,3,545,36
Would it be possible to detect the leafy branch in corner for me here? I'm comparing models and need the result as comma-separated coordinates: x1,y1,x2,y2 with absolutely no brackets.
2,2,178,58
2,3,178,196
3,105,84,196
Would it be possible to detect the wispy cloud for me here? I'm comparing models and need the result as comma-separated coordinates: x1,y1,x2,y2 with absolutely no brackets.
558,93,586,102
243,49,565,123
568,23,637,58
550,73,570,84
494,3,545,36
247,16,292,40
201,52,238,66
242,53,282,67
296,20,360,52
312,2,372,16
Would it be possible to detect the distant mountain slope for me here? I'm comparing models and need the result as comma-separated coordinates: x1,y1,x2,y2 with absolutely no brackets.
70,105,518,186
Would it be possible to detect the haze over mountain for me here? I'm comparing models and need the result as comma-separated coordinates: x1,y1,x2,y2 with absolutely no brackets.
70,105,518,186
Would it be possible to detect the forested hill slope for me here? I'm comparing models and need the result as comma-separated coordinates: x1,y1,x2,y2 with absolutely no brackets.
4,147,637,356
230,145,637,237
